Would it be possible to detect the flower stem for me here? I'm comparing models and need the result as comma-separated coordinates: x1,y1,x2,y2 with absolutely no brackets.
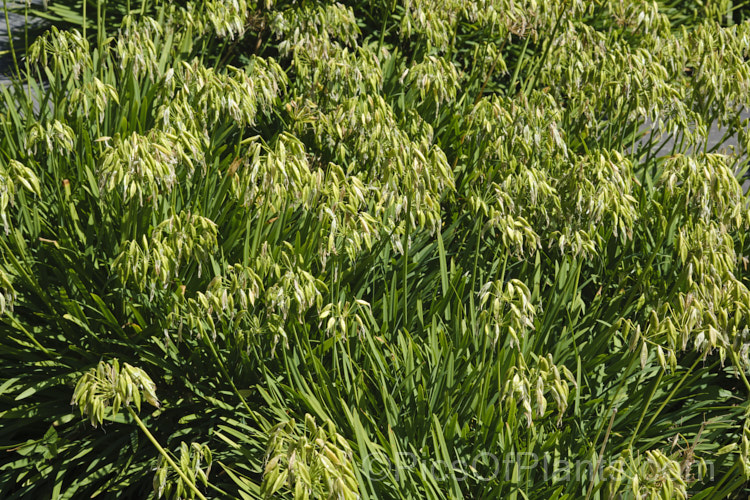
127,407,208,500
2,0,19,78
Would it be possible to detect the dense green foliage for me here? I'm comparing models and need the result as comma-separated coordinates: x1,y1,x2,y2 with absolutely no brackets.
2,0,750,498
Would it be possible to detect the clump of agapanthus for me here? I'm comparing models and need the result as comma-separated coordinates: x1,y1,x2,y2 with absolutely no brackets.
603,449,688,499
262,415,358,500
117,16,161,80
0,160,41,233
68,78,119,123
27,27,91,80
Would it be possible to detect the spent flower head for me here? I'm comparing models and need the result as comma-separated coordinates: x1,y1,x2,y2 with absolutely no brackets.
72,360,159,428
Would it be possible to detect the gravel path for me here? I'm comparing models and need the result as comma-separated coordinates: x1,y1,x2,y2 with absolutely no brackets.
647,111,750,158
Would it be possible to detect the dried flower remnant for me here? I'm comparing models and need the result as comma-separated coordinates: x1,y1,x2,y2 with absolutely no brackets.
113,212,218,294
153,442,212,500
27,27,92,79
71,360,159,428
0,160,41,233
401,55,462,116
26,120,76,156
502,353,576,427
603,449,688,500
262,415,358,500
117,16,162,80
478,278,536,348
205,0,248,39
270,3,359,58
68,78,120,123
0,268,15,316
231,133,320,212
98,130,198,205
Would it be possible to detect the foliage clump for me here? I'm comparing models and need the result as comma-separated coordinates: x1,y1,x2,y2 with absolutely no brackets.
2,0,750,498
